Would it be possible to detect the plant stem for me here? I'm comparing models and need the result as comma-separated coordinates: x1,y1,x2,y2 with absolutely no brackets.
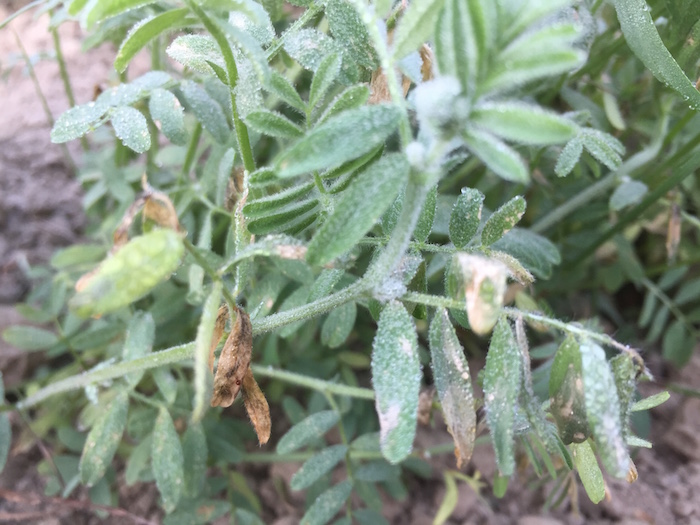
185,0,256,173
13,29,77,171
254,364,374,399
50,18,88,152
180,122,202,183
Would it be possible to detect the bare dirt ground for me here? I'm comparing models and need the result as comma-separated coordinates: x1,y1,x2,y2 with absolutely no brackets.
1,3,700,525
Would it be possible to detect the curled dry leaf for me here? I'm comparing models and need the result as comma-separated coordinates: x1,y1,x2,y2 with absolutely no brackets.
242,368,271,445
113,196,147,249
666,201,681,262
211,308,253,408
208,304,229,372
142,178,181,232
419,44,434,81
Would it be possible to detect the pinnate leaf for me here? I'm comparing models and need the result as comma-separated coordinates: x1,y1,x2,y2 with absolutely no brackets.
51,102,107,143
483,317,521,475
463,128,529,184
149,88,188,145
301,480,353,525
449,188,484,249
2,326,58,351
572,440,605,504
276,104,401,178
152,406,184,513
309,53,342,108
471,102,577,145
277,410,340,454
481,196,526,247
429,308,476,468
306,153,409,266
580,340,630,478
392,0,445,60
245,109,303,139
372,301,421,464
290,444,348,490
321,302,357,348
80,390,129,486
111,106,151,153
555,137,583,177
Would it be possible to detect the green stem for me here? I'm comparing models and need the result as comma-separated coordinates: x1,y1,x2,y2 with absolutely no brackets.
50,18,88,152
252,364,374,399
0,0,46,29
180,122,202,183
185,0,256,173
13,29,77,171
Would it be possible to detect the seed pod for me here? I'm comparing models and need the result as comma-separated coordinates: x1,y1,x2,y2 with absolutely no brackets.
242,368,271,445
211,308,253,407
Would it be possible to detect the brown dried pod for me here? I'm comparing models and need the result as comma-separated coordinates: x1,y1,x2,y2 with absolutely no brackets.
208,304,230,372
211,308,253,407
242,368,271,445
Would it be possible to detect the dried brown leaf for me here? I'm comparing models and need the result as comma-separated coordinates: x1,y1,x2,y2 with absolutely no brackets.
242,368,271,445
211,308,253,407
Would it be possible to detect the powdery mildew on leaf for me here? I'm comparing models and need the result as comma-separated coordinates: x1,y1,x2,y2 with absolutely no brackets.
371,301,421,464
580,340,630,478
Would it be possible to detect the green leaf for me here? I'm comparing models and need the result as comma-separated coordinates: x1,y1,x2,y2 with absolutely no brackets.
309,53,342,108
434,0,479,94
276,105,401,178
555,138,583,177
449,188,485,249
309,269,344,302
123,311,155,387
2,326,58,351
317,85,370,125
483,317,521,475
167,35,224,74
581,129,624,170
572,440,605,504
611,353,637,438
481,196,526,247
50,244,106,269
111,106,151,153
471,102,577,145
180,80,231,144
321,302,357,348
192,282,222,423
326,0,376,68
491,228,561,279
662,319,695,367
631,391,670,412
115,9,193,72
463,127,529,184
290,444,348,490
414,186,437,243
306,153,408,266
247,199,319,235
182,423,208,498
86,0,156,26
149,88,188,146
277,410,340,454
152,407,184,513
392,0,445,60
265,70,306,113
371,301,421,464
51,102,107,143
301,479,353,525
245,109,304,139
429,308,476,467
0,373,10,474
484,22,585,94
79,390,129,486
353,460,400,482
549,336,589,444
627,435,652,448
614,0,700,112
580,340,629,478
244,181,315,218
70,229,184,318
125,434,152,486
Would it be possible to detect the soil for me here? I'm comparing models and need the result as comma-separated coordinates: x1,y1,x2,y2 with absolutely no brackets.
1,3,700,525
